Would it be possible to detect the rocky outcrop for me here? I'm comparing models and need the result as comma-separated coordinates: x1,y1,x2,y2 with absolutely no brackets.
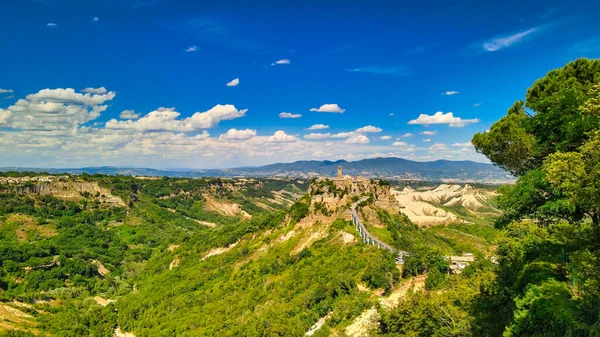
16,180,125,206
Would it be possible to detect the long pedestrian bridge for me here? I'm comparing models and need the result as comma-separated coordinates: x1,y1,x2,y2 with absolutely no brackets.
351,198,410,264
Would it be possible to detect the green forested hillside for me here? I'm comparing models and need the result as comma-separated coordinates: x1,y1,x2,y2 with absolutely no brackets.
0,172,497,336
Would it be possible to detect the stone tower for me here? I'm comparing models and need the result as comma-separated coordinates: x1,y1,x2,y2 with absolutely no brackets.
337,166,343,178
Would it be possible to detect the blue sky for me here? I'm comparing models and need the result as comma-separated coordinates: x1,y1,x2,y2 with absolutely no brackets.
1,0,599,168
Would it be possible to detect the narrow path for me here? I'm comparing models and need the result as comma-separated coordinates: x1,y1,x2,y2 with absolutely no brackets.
350,198,409,263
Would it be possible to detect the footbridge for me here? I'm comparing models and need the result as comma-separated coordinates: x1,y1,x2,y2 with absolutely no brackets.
351,198,410,264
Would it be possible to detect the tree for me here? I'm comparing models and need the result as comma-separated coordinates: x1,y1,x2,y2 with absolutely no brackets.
470,58,600,336
545,130,600,227
472,101,536,176
473,58,600,177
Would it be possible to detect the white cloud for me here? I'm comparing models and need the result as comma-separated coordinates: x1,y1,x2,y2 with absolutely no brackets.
389,113,394,116
279,112,302,119
185,45,199,52
0,89,14,94
27,88,116,105
429,143,448,153
306,124,329,130
419,130,437,136
379,135,392,140
226,78,239,87
1,88,491,168
483,28,538,52
345,134,369,144
423,138,431,142
398,133,413,139
218,128,257,141
304,133,332,140
408,112,479,127
119,110,140,119
443,91,460,95
452,142,473,147
106,104,247,132
0,88,116,130
93,17,99,22
310,104,345,113
81,87,107,94
271,59,290,66
474,103,482,107
330,132,355,138
47,23,57,28
355,125,382,133
268,130,297,142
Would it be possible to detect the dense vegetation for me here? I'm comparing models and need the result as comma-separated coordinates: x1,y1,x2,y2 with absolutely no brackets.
470,58,600,336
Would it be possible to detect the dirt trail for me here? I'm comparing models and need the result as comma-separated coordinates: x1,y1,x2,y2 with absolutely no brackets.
201,241,239,261
346,275,427,336
344,307,380,337
114,327,136,337
305,312,332,336
379,275,427,309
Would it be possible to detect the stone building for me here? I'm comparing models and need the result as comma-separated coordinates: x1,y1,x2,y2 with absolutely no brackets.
447,253,475,274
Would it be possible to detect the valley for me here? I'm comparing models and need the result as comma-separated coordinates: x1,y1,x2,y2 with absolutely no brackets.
0,171,499,336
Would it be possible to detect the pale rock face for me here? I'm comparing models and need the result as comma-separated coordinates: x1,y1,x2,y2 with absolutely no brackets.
17,180,125,206
391,184,498,225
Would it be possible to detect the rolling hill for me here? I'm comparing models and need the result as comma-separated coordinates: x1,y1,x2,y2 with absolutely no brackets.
0,157,511,182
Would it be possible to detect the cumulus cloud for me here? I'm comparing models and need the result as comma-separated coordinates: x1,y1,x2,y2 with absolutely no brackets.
0,87,116,130
474,103,482,107
419,130,437,136
389,113,394,116
226,78,239,87
429,143,448,153
483,28,538,52
408,112,479,127
310,104,345,113
93,17,99,22
355,125,382,133
423,138,431,142
27,88,116,105
81,87,107,94
0,89,14,94
390,142,415,152
304,133,332,140
271,59,290,66
306,124,329,130
218,128,256,141
186,45,199,52
279,112,302,119
1,88,490,168
379,135,392,140
345,134,369,144
47,23,57,28
443,91,460,95
452,142,473,147
268,130,297,142
106,104,247,132
119,110,140,119
398,133,413,139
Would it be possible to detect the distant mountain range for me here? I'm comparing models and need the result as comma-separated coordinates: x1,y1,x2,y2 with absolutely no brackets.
1,157,512,182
